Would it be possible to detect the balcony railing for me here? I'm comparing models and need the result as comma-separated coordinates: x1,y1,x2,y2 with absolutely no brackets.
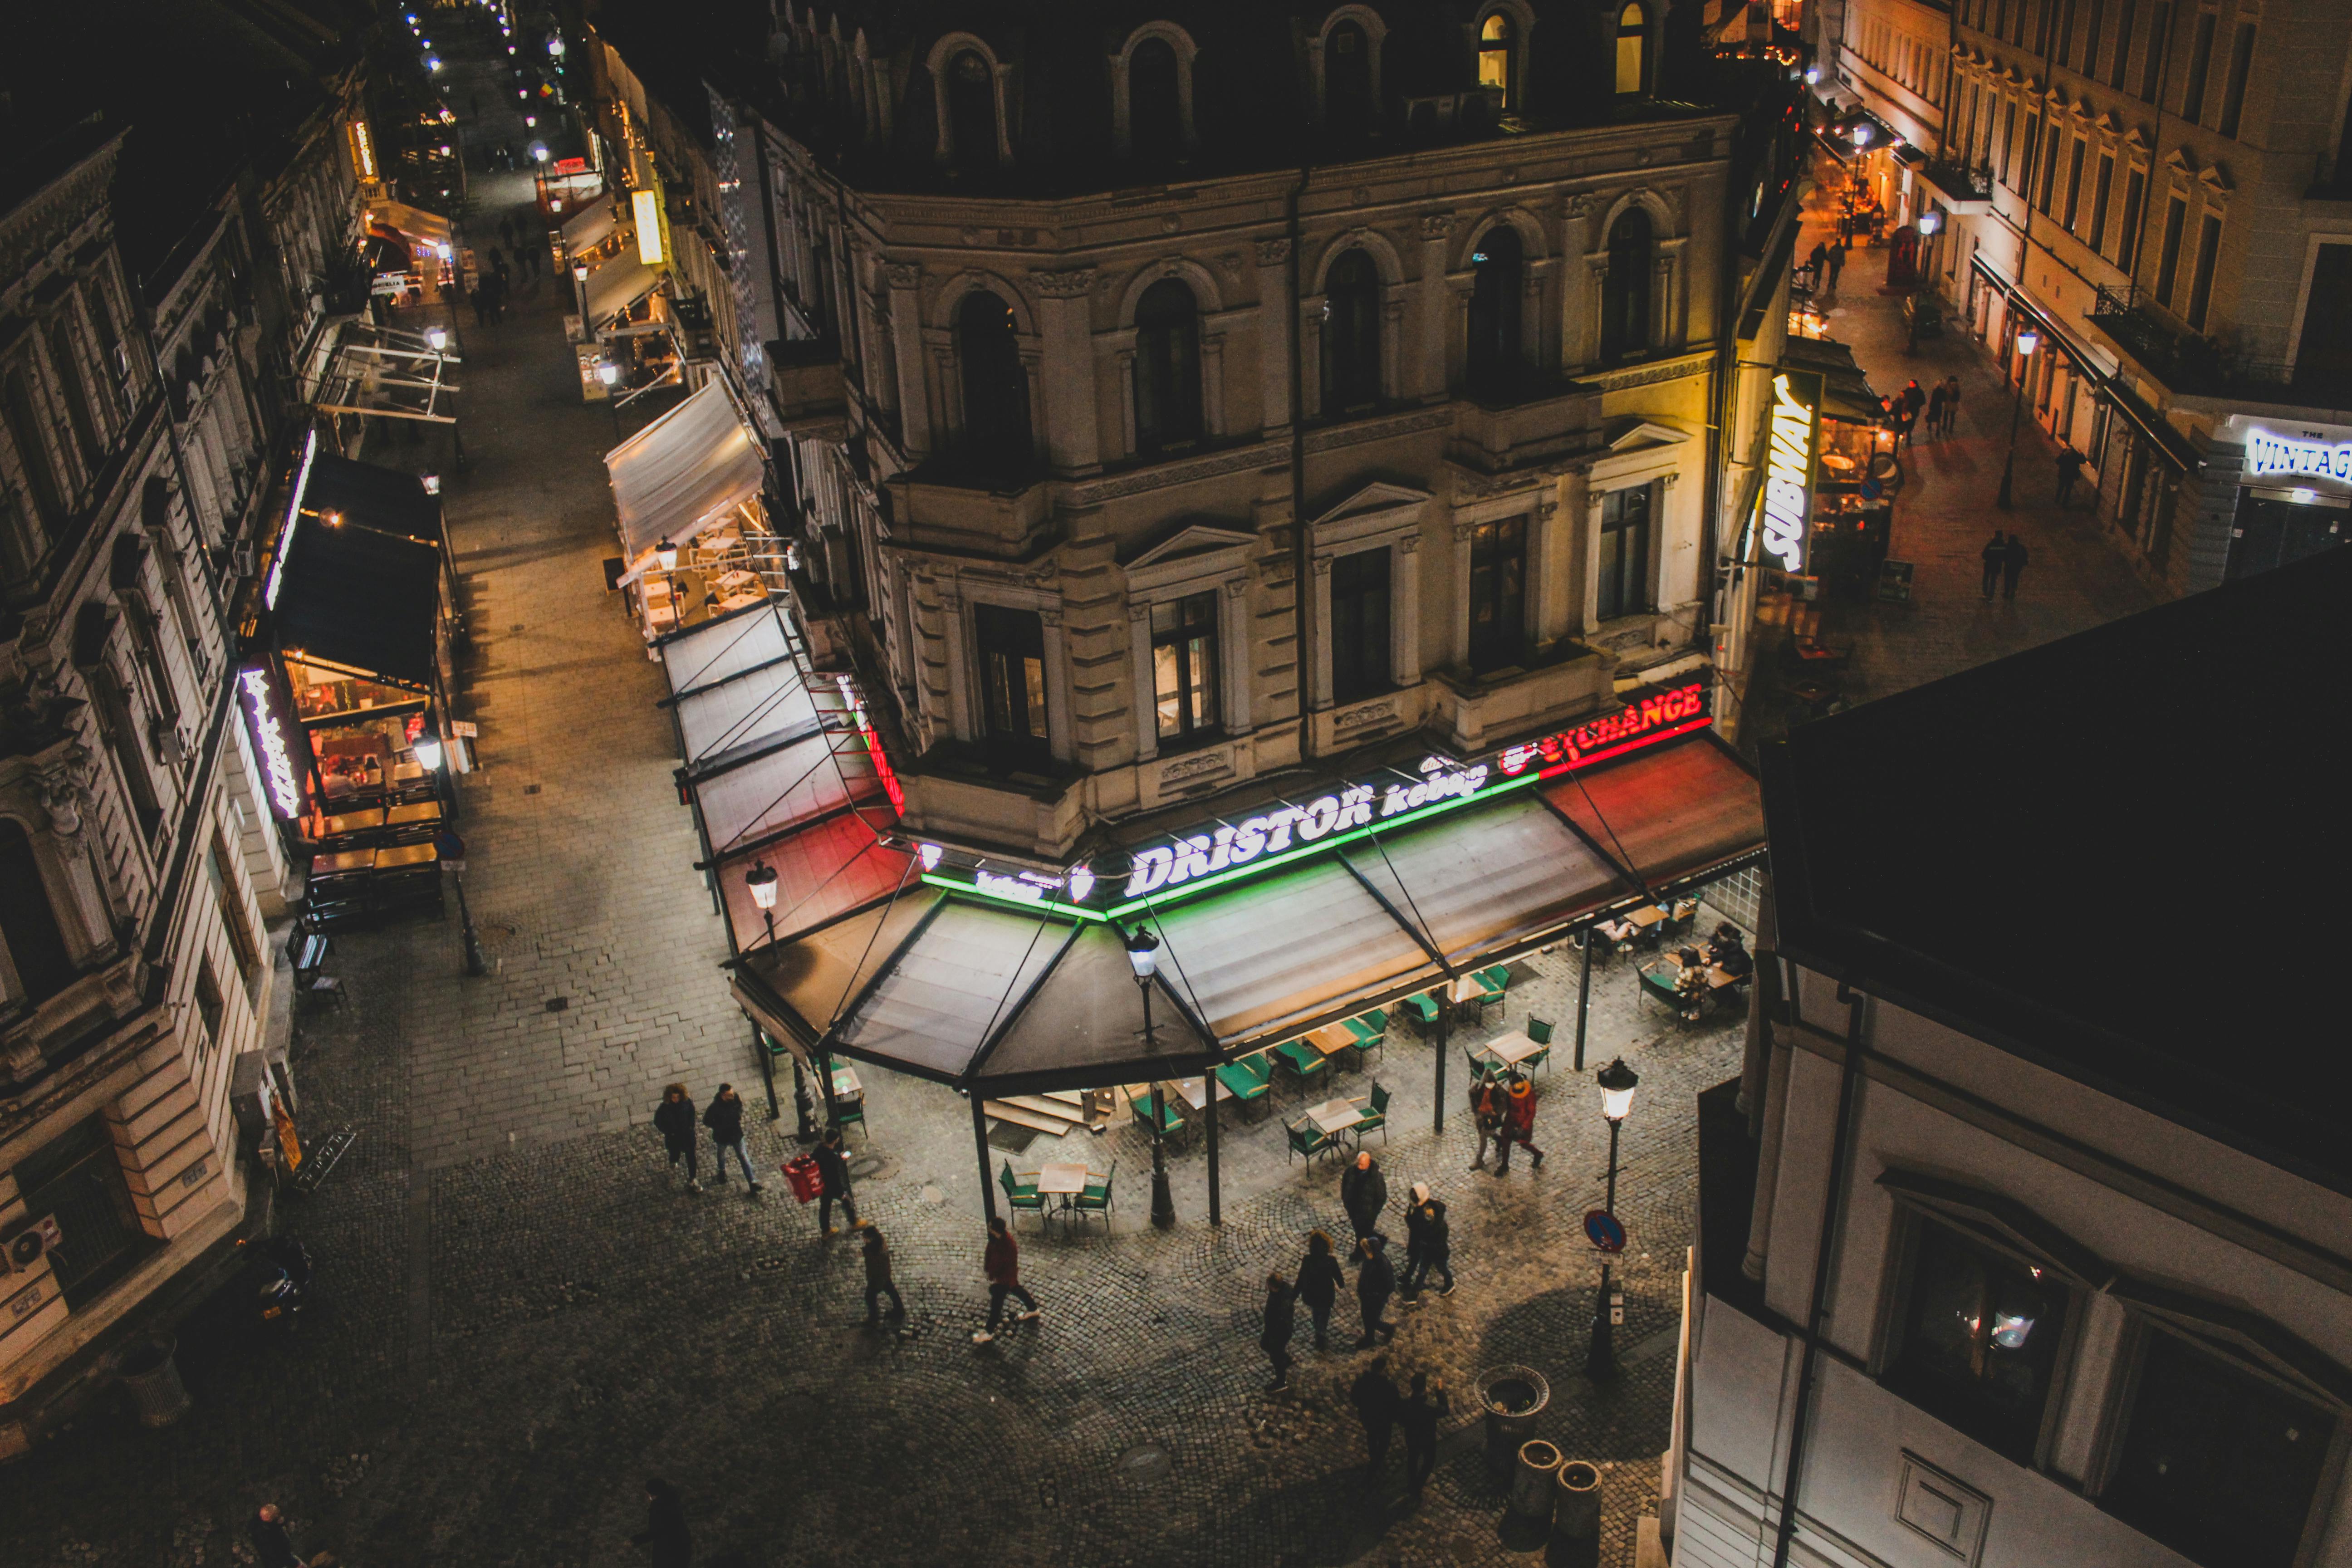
1920,157,1994,206
2087,284,2352,407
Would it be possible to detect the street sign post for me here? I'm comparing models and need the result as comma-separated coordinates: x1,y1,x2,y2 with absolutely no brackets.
1584,1208,1627,1254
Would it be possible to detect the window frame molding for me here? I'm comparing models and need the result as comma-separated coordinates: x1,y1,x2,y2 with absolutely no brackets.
950,576,1071,767
1472,1,1538,111
1124,524,1259,760
1303,230,1410,416
1308,5,1391,130
1305,483,1430,710
1111,259,1234,456
926,33,1014,170
1108,22,1200,161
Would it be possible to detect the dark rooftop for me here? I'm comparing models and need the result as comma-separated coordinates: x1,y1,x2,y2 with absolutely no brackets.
1761,549,2352,1195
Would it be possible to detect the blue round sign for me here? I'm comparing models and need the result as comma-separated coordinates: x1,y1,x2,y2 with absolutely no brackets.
1584,1209,1627,1254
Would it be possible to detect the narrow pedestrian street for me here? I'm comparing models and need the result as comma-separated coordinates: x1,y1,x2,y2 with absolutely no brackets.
12,31,1749,1568
1737,171,2162,744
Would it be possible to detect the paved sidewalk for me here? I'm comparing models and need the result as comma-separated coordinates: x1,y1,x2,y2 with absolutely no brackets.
1740,167,2161,743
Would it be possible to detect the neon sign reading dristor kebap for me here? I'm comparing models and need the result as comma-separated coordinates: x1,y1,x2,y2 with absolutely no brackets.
2244,428,2352,483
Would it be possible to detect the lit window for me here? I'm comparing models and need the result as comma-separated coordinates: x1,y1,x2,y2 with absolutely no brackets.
1617,3,1649,95
1880,1218,2070,1462
1151,593,1219,742
1479,14,1515,108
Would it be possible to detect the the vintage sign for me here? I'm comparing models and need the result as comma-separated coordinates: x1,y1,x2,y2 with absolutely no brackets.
1759,369,1823,573
238,660,310,820
920,677,1713,921
264,426,319,612
2243,427,2352,485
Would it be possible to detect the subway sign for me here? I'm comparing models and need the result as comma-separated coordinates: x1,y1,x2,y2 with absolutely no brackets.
1759,369,1823,573
917,678,1712,921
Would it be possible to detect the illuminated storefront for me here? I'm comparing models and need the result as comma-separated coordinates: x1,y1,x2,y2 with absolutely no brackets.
2218,415,2352,580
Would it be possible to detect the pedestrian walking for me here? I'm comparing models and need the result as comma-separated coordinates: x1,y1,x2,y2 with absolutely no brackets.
654,1083,700,1192
1260,1272,1298,1391
485,244,506,278
1468,1064,1505,1171
1494,1073,1546,1173
1401,1371,1450,1493
1351,1355,1402,1477
1297,1230,1345,1350
632,1478,691,1568
862,1225,905,1324
2055,446,2084,507
1901,379,1926,423
1939,375,1962,436
1805,239,1828,290
1925,380,1949,440
1340,1149,1387,1246
1354,1233,1396,1348
2002,531,2030,600
1980,530,2007,599
972,1215,1041,1344
1399,1184,1454,1301
702,1082,762,1191
1825,244,1845,292
812,1125,864,1235
250,1504,306,1568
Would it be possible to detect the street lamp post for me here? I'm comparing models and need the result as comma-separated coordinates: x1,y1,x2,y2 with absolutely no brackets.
572,261,590,329
744,858,813,1139
1906,211,1939,354
598,360,622,441
1124,924,1178,1230
1996,326,2040,508
1587,1057,1641,1380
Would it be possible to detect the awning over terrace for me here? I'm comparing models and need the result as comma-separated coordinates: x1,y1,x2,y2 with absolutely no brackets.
732,731,1765,1095
584,248,662,329
605,380,764,568
562,197,618,252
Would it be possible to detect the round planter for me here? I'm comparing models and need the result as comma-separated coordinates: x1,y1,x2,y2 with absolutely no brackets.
1554,1458,1603,1541
1477,1364,1550,1473
1511,1439,1564,1521
117,1338,191,1429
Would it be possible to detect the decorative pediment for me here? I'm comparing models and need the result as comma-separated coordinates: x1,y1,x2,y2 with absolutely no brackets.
2200,162,2234,195
1607,419,1696,453
1307,481,1432,531
2164,146,2197,176
2095,111,2124,134
1305,480,1432,552
1123,522,1259,587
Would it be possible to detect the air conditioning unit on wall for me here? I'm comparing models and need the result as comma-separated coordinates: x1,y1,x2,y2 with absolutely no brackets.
2,1215,63,1274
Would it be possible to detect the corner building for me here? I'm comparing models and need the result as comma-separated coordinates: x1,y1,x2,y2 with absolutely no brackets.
741,0,1788,861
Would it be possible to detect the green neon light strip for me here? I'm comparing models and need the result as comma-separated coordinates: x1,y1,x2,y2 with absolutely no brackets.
1102,770,1540,921
921,771,1541,924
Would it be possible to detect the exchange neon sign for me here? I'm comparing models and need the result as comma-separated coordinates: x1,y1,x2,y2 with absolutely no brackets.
1760,370,1823,573
239,662,308,820
1499,678,1711,779
2244,428,2352,483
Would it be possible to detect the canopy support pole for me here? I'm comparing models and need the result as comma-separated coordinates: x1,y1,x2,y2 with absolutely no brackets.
971,1094,999,1225
751,1019,779,1121
1432,997,1450,1136
1205,1069,1222,1227
1574,926,1595,1071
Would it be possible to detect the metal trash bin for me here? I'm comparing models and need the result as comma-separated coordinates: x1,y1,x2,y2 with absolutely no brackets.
1511,1439,1564,1522
1554,1459,1603,1540
118,1338,191,1428
1477,1364,1550,1473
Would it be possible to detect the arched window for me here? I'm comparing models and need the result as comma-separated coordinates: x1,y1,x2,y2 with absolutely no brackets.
1616,3,1649,96
956,291,1031,461
0,818,77,1007
1327,21,1373,134
1466,227,1524,389
1601,208,1653,362
1479,14,1516,108
1133,279,1202,455
946,50,999,170
2,367,65,533
1131,38,1183,162
1322,249,1382,413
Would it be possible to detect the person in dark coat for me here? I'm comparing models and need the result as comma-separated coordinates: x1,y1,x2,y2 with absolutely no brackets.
1401,1372,1450,1493
701,1083,762,1191
2055,446,2085,506
2002,531,2030,599
1399,1184,1455,1301
1708,922,1754,980
1824,244,1845,291
1980,530,2007,599
1468,1066,1506,1171
1260,1272,1298,1391
1296,1230,1346,1350
1340,1151,1387,1246
653,1083,700,1192
1350,1356,1402,1477
632,1477,690,1568
250,1504,305,1568
1354,1234,1396,1348
1925,381,1949,440
1940,376,1963,436
862,1226,905,1325
812,1126,863,1235
973,1215,1040,1344
1494,1074,1546,1174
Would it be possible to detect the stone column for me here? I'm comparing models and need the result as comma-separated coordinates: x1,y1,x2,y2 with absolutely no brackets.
1419,213,1455,404
1200,332,1227,438
1114,347,1139,458
1220,575,1253,731
939,585,972,743
1448,520,1475,670
1129,601,1158,763
887,265,931,458
1562,194,1598,368
1380,294,1407,403
1256,239,1293,435
1390,534,1423,687
1528,495,1559,652
1040,607,1075,764
1029,266,1101,473
1308,555,1335,710
1657,237,1687,352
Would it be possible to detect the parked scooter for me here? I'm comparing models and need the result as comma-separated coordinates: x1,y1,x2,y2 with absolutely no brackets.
237,1236,314,1331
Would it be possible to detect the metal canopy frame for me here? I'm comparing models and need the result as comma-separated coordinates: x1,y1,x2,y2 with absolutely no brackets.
313,324,464,425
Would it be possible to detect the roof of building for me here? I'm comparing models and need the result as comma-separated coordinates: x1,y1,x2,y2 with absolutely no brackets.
1760,549,2352,1195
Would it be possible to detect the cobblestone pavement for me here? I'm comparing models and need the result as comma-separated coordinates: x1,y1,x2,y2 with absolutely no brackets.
1738,163,2162,745
8,37,1742,1568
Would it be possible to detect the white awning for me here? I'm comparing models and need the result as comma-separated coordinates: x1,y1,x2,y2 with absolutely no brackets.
563,198,617,253
584,249,662,328
374,200,451,246
604,381,763,564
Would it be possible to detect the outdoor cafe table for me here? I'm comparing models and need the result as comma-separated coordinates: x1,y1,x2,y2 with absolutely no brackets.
318,808,385,838
1303,1098,1365,1138
831,1064,863,1099
1304,1023,1363,1073
1163,1075,1234,1115
312,848,374,876
1036,1161,1088,1220
1480,1030,1545,1069
374,843,438,869
386,800,443,826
